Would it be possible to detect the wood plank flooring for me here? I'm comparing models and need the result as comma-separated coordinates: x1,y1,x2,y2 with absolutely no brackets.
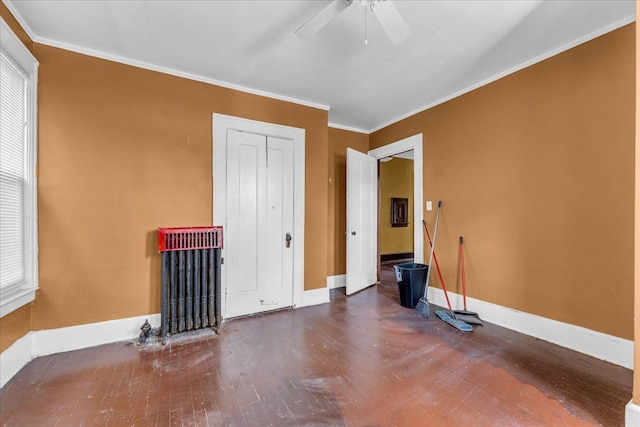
0,267,632,426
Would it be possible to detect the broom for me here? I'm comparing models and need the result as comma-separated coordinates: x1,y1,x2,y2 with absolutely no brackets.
415,201,441,318
452,236,483,325
423,220,473,331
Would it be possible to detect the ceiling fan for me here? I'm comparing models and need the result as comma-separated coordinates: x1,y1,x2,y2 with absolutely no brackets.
295,0,410,45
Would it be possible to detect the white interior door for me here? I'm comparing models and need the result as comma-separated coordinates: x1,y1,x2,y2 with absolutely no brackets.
346,148,378,295
225,130,294,317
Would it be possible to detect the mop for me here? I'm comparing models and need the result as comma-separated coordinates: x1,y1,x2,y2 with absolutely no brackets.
422,220,473,332
452,236,483,325
415,201,441,318
416,201,442,317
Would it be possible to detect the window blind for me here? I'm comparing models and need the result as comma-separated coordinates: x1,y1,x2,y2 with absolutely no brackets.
0,52,27,289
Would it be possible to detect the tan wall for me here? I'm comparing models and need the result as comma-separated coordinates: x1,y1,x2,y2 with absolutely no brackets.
371,24,635,340
633,1,639,404
380,158,414,255
327,128,369,277
0,305,31,353
32,44,328,331
0,6,33,352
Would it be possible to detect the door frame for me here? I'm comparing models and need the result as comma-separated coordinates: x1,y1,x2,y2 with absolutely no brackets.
368,133,424,264
212,114,305,319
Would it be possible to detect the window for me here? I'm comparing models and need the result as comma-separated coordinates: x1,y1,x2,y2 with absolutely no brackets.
0,18,38,317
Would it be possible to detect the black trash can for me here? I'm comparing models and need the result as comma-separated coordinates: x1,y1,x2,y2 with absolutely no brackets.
394,263,428,308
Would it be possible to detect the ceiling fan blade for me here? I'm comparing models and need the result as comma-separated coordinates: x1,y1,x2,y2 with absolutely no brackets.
295,0,354,38
370,0,410,45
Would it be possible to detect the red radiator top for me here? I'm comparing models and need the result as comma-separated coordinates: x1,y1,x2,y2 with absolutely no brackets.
157,226,223,252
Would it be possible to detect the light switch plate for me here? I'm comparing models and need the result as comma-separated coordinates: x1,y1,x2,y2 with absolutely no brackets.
426,201,432,211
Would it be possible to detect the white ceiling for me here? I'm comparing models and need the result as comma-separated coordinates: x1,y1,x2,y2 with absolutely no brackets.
4,0,635,133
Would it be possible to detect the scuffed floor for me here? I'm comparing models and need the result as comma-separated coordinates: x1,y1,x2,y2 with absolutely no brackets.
0,272,631,426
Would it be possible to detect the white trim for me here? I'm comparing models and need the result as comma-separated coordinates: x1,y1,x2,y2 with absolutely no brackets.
368,134,424,264
626,401,640,427
328,123,369,134
302,287,330,307
0,16,37,67
31,313,161,358
28,35,330,112
0,300,631,388
427,287,634,369
0,313,160,389
1,0,37,41
4,0,325,113
3,1,633,134
212,114,305,318
0,331,32,389
0,17,39,318
369,15,636,133
326,274,346,289
0,288,35,318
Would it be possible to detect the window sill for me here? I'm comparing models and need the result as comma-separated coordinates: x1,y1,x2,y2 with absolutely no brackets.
0,287,37,318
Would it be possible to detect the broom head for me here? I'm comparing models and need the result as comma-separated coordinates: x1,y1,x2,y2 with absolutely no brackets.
415,297,430,318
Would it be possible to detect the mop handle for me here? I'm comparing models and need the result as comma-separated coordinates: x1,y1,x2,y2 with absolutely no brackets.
460,236,467,310
423,220,452,311
422,201,441,299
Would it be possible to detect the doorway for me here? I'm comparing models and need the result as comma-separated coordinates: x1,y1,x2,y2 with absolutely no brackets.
212,114,305,319
369,134,424,266
379,150,415,265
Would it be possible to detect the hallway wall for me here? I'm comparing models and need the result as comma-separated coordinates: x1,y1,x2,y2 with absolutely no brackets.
379,158,414,256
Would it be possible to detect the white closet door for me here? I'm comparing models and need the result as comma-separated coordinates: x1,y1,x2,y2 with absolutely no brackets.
225,130,294,317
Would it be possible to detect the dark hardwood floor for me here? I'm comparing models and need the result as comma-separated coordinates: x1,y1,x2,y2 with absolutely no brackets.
0,265,632,426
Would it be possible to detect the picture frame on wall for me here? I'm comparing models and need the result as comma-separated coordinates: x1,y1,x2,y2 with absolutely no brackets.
391,197,408,227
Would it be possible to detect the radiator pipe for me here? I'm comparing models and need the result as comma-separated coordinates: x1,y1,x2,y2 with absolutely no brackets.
139,319,160,344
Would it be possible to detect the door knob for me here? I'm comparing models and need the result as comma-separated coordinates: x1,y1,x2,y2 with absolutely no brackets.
285,233,292,248
351,231,357,236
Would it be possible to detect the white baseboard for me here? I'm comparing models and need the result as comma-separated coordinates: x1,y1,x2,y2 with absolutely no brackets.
626,400,640,427
32,313,161,358
427,287,633,369
0,332,33,389
326,274,346,289
302,287,330,307
2,290,633,388
0,313,160,389
1,289,331,389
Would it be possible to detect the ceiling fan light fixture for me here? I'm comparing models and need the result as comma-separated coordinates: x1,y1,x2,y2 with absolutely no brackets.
295,0,354,38
369,0,410,45
364,2,368,45
296,0,410,45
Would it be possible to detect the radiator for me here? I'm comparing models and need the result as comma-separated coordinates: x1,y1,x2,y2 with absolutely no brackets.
157,226,223,344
